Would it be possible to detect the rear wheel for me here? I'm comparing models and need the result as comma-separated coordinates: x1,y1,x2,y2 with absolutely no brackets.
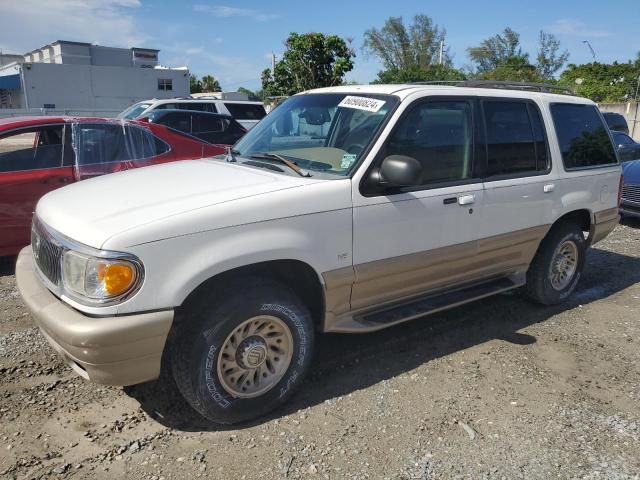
171,277,315,424
525,222,586,305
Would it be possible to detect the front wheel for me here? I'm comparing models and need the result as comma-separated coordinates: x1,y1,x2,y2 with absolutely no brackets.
171,277,315,424
525,222,586,305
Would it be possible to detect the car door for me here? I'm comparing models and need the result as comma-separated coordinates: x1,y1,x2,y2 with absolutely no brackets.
0,123,73,255
478,99,555,276
351,97,484,311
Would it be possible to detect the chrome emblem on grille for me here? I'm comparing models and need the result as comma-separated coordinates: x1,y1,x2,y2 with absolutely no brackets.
33,232,41,260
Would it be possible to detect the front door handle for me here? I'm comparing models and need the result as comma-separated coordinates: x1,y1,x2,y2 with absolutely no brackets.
458,194,475,206
543,183,555,193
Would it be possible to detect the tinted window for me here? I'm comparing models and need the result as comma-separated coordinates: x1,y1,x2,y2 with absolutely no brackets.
613,131,633,145
224,103,267,120
551,104,618,169
602,112,628,132
385,101,473,185
484,101,548,176
0,126,63,172
76,124,168,165
162,112,191,133
155,103,177,110
193,114,224,134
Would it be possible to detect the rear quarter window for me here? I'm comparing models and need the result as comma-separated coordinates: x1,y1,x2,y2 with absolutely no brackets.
224,103,266,120
550,104,618,170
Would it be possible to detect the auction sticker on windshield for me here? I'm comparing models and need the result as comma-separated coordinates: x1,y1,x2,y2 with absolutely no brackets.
338,96,386,113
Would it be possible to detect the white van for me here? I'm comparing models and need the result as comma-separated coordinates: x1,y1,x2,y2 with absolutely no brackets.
118,98,267,130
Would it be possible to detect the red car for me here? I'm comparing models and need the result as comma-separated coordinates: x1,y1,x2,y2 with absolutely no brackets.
0,116,228,256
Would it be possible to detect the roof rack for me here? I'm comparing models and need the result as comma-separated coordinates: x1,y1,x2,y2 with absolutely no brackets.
412,80,575,96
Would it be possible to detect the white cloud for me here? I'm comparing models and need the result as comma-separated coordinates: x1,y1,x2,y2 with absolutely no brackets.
0,0,145,53
546,19,611,38
193,4,279,22
185,47,205,55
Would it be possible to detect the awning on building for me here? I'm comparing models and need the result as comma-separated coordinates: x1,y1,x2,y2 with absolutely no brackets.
0,74,21,89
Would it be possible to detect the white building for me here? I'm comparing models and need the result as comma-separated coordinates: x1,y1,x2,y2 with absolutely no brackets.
0,40,189,113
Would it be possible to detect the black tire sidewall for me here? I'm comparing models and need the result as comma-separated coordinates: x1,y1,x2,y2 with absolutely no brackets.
174,282,314,424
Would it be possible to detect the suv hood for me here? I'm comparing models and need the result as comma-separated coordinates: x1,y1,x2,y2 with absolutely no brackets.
622,160,640,182
36,159,318,248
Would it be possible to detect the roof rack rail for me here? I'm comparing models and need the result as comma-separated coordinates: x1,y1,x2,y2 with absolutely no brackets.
413,80,575,96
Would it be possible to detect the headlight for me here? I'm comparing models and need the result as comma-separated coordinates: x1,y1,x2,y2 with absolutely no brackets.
62,250,143,304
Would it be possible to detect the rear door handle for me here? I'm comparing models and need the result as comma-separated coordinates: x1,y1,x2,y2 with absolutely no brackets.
543,183,555,193
458,194,475,206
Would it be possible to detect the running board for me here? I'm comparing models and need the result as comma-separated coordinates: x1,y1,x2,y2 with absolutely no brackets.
328,274,525,333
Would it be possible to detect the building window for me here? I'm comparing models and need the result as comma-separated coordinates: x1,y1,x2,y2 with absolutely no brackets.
158,79,173,91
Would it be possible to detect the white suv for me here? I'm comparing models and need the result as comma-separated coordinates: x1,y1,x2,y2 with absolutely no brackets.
17,83,621,424
118,98,267,130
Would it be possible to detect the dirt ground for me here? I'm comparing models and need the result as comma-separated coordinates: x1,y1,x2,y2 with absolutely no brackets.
1,219,640,480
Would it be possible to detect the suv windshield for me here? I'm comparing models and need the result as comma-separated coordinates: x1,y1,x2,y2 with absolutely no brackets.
232,93,398,176
118,103,152,119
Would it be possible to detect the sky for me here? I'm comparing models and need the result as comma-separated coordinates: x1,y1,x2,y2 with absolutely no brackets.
0,0,638,91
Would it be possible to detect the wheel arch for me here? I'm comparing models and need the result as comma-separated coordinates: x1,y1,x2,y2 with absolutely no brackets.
175,259,326,331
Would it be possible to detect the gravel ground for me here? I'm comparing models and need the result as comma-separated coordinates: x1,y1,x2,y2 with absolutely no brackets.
1,220,640,480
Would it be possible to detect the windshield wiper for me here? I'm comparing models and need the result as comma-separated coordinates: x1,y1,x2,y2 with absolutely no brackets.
249,152,312,177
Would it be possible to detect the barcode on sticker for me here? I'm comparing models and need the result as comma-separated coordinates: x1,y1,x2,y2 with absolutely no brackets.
338,96,386,113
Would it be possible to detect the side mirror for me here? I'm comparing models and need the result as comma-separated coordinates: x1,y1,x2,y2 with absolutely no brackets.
379,155,422,187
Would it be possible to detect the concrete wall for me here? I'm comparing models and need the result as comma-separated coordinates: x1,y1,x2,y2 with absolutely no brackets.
599,102,640,141
20,63,189,111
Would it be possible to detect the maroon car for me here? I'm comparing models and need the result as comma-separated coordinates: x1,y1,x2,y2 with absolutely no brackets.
0,116,229,256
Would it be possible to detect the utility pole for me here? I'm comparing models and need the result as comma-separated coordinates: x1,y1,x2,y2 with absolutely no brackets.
582,40,596,61
271,52,276,73
439,41,444,65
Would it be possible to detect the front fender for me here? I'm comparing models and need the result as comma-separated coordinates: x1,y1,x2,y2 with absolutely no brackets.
116,209,353,315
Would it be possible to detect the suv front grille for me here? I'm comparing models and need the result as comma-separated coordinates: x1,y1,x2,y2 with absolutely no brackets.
622,183,640,205
31,219,63,286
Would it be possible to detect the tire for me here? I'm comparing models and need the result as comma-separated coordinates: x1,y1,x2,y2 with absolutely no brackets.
525,222,586,306
171,277,314,425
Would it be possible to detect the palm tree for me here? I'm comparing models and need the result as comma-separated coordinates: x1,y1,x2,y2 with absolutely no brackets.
201,75,221,92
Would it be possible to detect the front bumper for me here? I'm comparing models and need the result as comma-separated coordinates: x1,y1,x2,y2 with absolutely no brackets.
16,247,174,386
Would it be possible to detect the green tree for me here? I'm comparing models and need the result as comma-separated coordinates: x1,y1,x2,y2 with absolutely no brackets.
364,15,459,83
237,87,261,101
189,74,202,94
261,32,355,97
478,55,544,82
558,61,640,102
536,31,569,80
201,75,221,92
467,27,523,74
372,64,465,84
363,15,448,71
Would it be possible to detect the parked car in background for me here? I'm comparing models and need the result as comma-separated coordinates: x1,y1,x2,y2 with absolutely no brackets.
621,160,640,218
118,98,267,130
140,110,247,145
602,111,630,134
0,116,229,256
611,130,640,162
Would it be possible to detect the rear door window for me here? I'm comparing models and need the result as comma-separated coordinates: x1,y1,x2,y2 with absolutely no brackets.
224,103,267,120
0,126,64,172
162,112,191,134
74,123,169,166
483,101,549,177
550,104,618,169
192,114,224,134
